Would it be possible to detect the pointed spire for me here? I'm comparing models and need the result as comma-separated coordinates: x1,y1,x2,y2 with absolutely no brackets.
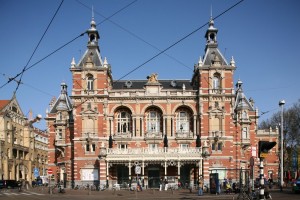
90,6,96,30
230,56,235,67
70,57,76,68
198,56,203,67
103,57,108,68
92,5,94,19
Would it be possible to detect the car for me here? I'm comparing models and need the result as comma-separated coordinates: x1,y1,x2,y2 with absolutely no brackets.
0,180,18,189
292,179,300,193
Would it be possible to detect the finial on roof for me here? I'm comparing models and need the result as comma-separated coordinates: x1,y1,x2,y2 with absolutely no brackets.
90,6,96,29
92,5,94,19
230,56,235,67
71,57,76,68
236,79,243,89
198,56,203,67
103,57,108,68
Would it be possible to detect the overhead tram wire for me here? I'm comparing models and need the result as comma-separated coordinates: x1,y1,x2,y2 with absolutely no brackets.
0,32,85,90
73,0,245,109
76,0,193,71
0,0,136,91
76,0,138,27
1,73,55,97
116,0,245,82
14,0,65,95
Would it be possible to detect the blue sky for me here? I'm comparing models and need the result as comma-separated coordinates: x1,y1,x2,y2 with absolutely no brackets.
1,0,299,130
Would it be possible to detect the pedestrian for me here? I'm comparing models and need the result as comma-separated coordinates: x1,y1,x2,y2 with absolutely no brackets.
198,176,204,196
159,178,163,191
17,180,22,192
264,186,272,199
138,178,143,191
164,179,168,191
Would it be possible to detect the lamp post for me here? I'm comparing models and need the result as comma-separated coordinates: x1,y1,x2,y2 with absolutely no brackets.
279,100,285,191
26,114,42,187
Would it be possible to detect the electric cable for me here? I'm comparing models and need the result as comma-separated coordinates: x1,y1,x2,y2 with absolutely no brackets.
116,0,245,82
14,0,65,95
76,0,193,71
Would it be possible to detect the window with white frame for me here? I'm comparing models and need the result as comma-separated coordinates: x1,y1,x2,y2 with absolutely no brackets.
87,75,94,91
117,111,131,134
212,142,223,151
242,127,248,139
180,144,189,149
176,111,190,133
118,143,127,149
85,143,96,152
147,110,161,133
57,129,62,139
212,74,221,90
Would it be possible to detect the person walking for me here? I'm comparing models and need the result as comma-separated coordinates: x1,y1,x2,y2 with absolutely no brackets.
198,176,204,196
159,178,163,191
164,179,168,191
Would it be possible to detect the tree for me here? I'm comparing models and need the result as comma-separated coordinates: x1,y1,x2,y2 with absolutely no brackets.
259,99,300,172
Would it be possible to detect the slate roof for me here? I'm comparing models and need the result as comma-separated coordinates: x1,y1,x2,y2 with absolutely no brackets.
112,80,194,90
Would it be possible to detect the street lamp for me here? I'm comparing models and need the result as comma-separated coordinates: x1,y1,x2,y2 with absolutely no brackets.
279,100,285,191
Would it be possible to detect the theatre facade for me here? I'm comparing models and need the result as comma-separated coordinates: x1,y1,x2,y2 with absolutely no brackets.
45,17,279,189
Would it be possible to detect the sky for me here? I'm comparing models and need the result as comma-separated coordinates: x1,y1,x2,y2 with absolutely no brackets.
0,0,300,130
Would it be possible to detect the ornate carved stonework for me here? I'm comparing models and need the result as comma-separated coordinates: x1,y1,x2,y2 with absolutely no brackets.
147,73,158,83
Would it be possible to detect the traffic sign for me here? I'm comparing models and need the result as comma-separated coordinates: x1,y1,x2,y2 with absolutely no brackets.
34,168,39,178
48,169,53,175
135,166,141,174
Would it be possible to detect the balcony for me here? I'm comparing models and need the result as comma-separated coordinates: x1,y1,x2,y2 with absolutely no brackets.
105,147,203,161
113,132,132,140
144,132,162,140
175,131,194,140
54,119,67,126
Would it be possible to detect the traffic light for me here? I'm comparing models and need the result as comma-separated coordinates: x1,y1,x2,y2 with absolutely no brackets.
258,141,277,158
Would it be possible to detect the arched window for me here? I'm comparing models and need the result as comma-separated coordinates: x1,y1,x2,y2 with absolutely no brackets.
146,110,161,133
212,75,220,90
86,75,94,91
176,111,190,133
116,110,131,134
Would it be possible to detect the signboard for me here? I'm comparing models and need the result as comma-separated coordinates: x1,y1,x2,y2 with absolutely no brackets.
260,152,268,158
48,169,53,175
135,166,141,175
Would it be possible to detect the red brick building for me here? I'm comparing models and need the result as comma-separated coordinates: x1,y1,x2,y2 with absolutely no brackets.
45,17,279,189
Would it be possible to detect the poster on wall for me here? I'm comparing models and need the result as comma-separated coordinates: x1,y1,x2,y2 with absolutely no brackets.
81,168,99,180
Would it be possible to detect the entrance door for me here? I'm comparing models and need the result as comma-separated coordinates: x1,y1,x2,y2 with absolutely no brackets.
180,165,191,188
117,165,129,186
148,167,160,188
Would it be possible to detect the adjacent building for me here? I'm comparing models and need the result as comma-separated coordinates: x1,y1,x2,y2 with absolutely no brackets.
46,17,279,189
0,95,48,184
